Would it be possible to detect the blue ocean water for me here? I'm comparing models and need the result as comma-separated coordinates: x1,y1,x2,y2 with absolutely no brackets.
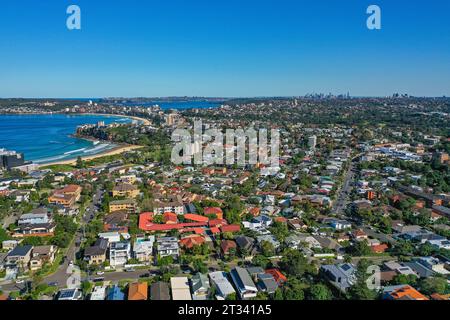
0,114,131,164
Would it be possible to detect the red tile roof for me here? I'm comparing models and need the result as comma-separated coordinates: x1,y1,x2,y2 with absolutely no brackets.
204,207,223,219
221,240,237,254
163,212,178,224
265,269,287,284
184,214,209,223
221,224,241,233
180,235,205,249
209,219,228,227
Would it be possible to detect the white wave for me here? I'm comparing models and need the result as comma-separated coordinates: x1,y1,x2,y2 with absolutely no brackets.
64,148,87,155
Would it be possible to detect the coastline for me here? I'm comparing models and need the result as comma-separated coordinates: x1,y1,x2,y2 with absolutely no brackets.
0,112,150,168
38,143,144,168
78,113,152,125
0,112,152,126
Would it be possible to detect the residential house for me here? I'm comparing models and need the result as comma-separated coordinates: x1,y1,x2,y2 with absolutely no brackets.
2,240,20,251
58,288,82,300
128,282,148,300
150,282,170,300
220,240,237,257
257,234,280,249
257,273,278,294
90,286,107,301
230,267,258,299
98,232,121,243
171,277,192,300
190,273,210,300
320,263,356,293
106,285,125,300
235,235,257,258
133,236,155,262
382,285,428,300
156,237,180,258
5,245,33,270
30,245,57,271
209,271,236,300
265,269,287,285
84,238,108,265
109,241,131,268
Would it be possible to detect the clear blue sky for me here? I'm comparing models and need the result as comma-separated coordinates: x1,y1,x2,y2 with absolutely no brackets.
1,0,449,98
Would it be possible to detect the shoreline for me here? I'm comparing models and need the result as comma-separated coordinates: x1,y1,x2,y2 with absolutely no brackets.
78,113,152,126
38,143,144,168
0,112,149,168
0,112,152,126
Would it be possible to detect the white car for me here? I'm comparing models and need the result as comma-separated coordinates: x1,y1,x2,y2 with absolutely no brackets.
15,279,25,284
96,271,105,276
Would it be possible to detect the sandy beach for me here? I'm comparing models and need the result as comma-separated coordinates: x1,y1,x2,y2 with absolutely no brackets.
80,113,152,126
39,144,144,167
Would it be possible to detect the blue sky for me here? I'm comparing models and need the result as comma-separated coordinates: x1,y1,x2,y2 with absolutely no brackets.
0,0,449,98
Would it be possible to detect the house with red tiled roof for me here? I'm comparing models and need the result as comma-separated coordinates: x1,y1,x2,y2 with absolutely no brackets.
179,235,205,249
221,224,241,233
209,219,228,228
204,207,223,219
265,269,287,285
128,282,148,301
220,240,237,256
383,285,428,300
352,229,368,240
163,212,178,224
248,207,260,217
371,243,389,254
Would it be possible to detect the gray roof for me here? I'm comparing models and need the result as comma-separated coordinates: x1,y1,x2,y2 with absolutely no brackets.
246,266,265,276
150,282,170,300
403,261,435,278
190,273,210,293
321,263,356,292
230,267,257,291
7,245,33,258
235,235,255,250
257,274,278,293
84,239,108,256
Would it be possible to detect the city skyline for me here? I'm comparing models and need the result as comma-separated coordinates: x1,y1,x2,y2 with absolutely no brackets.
1,0,450,97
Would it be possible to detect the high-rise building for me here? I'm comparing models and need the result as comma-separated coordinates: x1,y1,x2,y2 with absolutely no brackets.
0,149,25,170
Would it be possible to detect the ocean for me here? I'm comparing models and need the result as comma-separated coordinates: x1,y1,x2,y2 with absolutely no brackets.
0,114,131,164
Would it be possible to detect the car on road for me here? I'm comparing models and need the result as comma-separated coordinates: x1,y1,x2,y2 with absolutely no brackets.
96,271,105,276
93,277,105,282
139,273,150,278
125,268,135,272
15,279,25,284
48,282,58,287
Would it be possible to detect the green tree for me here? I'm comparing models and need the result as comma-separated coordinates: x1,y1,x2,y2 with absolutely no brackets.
348,259,378,300
308,283,332,300
420,277,448,295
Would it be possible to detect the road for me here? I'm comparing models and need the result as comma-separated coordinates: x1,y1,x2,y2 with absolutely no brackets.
361,226,398,245
331,158,355,216
0,190,103,293
44,189,104,289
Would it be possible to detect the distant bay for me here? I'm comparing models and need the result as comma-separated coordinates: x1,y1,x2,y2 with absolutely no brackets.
0,114,131,164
